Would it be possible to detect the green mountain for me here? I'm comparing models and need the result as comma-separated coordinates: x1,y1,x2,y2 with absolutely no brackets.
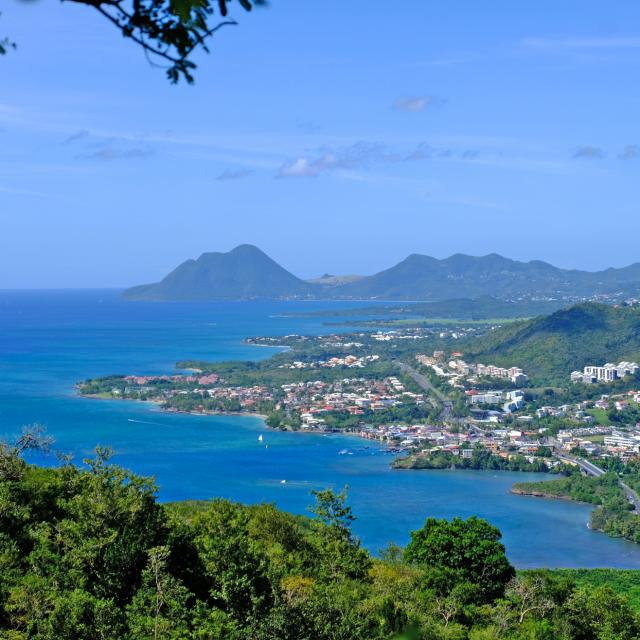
122,244,314,301
337,253,640,300
123,245,640,302
465,302,640,384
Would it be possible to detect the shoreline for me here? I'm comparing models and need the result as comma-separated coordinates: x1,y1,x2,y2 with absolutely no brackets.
78,391,367,439
511,487,596,506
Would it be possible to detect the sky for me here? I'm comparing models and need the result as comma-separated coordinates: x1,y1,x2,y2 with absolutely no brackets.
1,0,640,288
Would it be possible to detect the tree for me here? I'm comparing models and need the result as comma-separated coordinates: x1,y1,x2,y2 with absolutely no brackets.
4,0,266,83
564,585,640,640
404,516,515,604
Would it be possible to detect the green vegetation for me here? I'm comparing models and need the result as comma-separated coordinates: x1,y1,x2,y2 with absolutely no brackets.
3,432,640,639
513,471,640,544
329,317,522,328
310,295,567,322
393,446,555,473
464,302,640,385
123,245,315,301
123,244,640,303
545,569,640,609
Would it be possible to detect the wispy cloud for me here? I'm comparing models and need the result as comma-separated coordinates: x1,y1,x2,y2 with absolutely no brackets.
392,95,443,112
618,144,639,160
404,142,479,162
277,142,396,178
572,146,604,159
77,145,155,161
276,139,490,178
522,36,640,51
216,168,254,180
62,129,90,145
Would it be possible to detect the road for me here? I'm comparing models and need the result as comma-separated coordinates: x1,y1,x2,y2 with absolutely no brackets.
558,453,640,511
395,364,640,511
395,360,454,422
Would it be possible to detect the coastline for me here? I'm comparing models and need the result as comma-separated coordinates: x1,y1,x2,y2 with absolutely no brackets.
80,392,268,422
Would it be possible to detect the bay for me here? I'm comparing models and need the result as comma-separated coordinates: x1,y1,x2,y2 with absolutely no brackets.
1,289,639,568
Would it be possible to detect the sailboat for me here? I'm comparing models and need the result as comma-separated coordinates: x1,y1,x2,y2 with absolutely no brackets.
258,434,263,442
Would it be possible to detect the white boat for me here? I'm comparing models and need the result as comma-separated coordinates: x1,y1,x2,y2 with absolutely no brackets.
258,434,263,442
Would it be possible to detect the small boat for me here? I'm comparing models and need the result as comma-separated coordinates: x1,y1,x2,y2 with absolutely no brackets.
258,434,263,442
280,479,286,484
338,449,348,455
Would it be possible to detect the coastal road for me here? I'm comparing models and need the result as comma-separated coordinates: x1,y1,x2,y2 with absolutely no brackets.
395,360,454,421
558,453,640,511
557,454,605,477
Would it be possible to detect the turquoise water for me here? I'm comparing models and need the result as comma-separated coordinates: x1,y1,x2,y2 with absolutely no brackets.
2,289,640,568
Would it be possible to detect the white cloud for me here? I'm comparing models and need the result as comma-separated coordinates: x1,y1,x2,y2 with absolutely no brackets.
277,142,395,178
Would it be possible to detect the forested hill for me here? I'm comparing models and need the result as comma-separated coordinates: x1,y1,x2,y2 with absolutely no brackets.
338,253,640,300
123,245,640,301
465,303,640,384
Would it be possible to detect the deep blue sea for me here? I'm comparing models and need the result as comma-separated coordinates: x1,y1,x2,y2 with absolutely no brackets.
1,289,639,568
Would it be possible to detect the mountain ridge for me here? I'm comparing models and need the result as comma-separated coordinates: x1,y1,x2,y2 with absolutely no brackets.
122,244,640,302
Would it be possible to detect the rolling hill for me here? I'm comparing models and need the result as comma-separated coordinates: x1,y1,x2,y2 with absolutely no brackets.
464,303,640,384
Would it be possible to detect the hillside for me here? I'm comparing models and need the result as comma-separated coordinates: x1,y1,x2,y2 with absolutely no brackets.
122,244,314,300
465,303,640,384
337,253,640,300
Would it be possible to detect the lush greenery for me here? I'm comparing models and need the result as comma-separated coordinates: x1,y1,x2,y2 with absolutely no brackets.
393,446,554,473
464,303,640,385
513,471,640,544
4,436,640,639
307,296,567,322
546,569,640,609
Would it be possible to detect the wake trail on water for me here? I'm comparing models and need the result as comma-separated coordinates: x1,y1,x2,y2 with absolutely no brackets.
127,418,166,427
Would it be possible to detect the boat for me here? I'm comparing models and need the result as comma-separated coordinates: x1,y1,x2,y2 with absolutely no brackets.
338,449,348,455
258,434,263,442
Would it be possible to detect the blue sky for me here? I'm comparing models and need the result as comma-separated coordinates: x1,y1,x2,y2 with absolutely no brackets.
2,0,640,287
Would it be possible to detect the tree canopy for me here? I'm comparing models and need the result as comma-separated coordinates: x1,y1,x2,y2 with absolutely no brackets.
2,432,640,639
1,0,266,83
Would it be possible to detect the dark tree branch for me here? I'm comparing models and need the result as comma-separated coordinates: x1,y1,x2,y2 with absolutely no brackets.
44,1,262,82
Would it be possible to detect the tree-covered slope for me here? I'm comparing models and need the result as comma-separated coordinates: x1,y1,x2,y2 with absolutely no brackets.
338,253,572,300
123,244,314,300
2,437,640,639
339,253,640,300
465,303,640,384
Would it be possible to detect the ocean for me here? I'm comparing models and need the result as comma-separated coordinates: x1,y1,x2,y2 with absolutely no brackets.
1,289,639,568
